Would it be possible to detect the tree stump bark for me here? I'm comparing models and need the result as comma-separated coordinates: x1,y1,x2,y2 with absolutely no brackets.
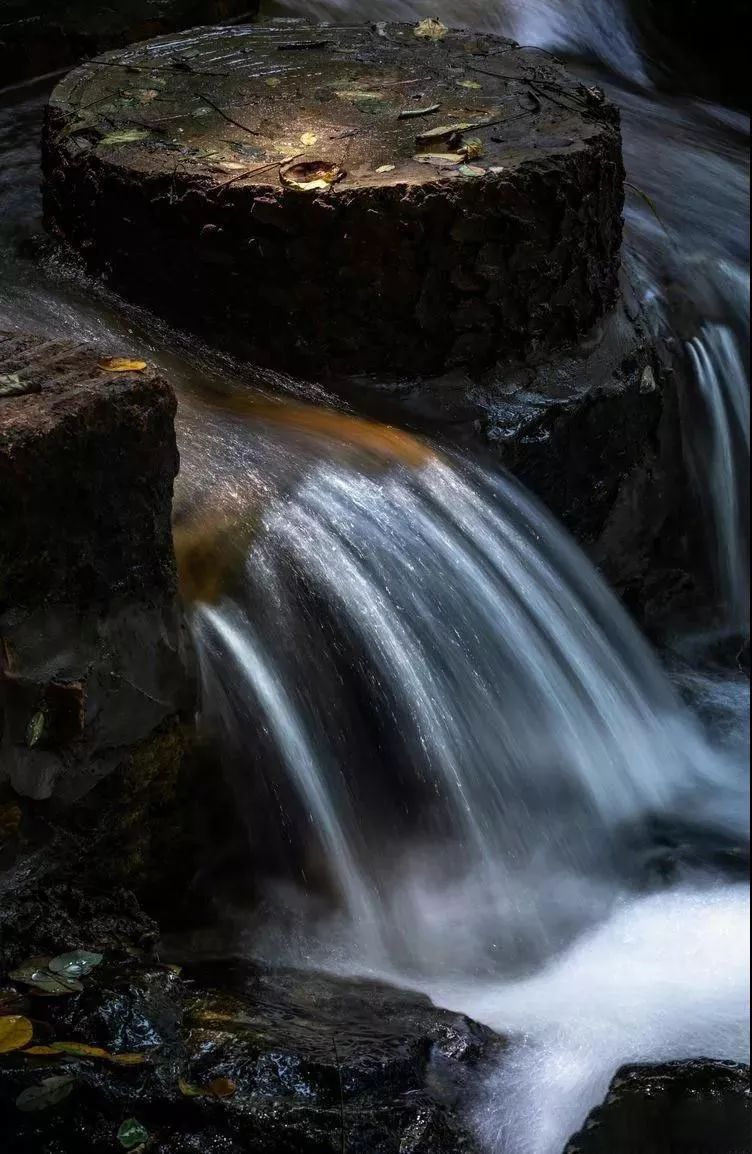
43,20,624,378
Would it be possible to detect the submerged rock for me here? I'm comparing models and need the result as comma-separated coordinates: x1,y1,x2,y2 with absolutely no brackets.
0,946,500,1153
564,1058,752,1153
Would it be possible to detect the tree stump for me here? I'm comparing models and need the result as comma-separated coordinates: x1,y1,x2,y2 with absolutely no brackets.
43,20,624,378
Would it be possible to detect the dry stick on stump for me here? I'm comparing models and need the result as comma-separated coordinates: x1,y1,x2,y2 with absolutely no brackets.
197,93,261,136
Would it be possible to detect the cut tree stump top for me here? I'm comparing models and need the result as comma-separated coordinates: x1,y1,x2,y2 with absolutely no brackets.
44,20,624,377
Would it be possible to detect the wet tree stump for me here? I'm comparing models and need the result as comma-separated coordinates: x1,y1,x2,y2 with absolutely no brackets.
43,20,624,378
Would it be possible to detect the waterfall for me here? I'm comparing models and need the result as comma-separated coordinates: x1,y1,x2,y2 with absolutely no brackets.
190,447,743,974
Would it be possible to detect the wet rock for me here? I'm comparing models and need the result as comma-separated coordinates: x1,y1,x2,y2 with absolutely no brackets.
0,949,500,1153
0,0,259,90
563,1058,752,1153
42,21,623,379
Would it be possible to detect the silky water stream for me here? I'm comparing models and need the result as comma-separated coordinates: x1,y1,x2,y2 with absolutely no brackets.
0,9,748,1149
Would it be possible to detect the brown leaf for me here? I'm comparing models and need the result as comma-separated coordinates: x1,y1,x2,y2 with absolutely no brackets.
109,1052,148,1066
414,18,448,40
0,1016,34,1053
50,1041,111,1060
97,357,148,373
279,159,345,192
23,1045,63,1057
207,1077,236,1099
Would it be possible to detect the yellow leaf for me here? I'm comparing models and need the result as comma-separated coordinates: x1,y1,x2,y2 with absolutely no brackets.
463,137,484,160
414,18,448,40
24,1046,62,1057
110,1052,147,1066
207,1077,236,1099
334,90,384,102
299,132,318,147
0,1015,34,1053
178,1077,206,1097
458,80,482,89
376,164,396,173
51,1041,111,1059
264,77,281,87
97,357,148,373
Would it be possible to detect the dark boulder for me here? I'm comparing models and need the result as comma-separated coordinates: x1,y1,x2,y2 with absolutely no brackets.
564,1058,752,1153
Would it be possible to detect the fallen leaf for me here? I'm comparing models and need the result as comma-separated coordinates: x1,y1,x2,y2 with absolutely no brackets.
264,77,281,87
135,89,159,103
207,1077,236,1099
463,137,484,160
414,18,448,40
50,1041,111,1060
458,80,482,89
0,1016,34,1054
398,103,440,119
117,1118,150,1150
415,122,471,146
299,132,318,146
23,1046,62,1057
376,164,396,173
99,128,150,146
488,165,505,173
97,357,148,373
458,164,486,177
109,1052,148,1066
178,1077,206,1097
280,159,345,192
374,21,388,37
335,90,384,102
0,373,25,397
16,1076,75,1112
8,958,52,985
28,973,84,996
413,152,463,167
49,951,103,979
25,711,45,748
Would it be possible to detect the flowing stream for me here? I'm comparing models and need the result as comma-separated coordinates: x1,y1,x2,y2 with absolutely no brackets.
0,3,749,1150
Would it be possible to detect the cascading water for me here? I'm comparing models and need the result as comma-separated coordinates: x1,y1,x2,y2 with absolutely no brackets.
1,1,749,1148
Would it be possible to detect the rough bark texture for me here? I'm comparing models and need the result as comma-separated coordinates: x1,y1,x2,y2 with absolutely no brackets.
0,0,258,90
42,21,624,378
564,1059,752,1153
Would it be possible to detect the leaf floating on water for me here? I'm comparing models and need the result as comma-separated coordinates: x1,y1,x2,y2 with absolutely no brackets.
0,1016,34,1053
23,1046,62,1057
280,159,345,192
49,950,103,979
458,79,482,89
99,128,150,146
458,164,486,178
29,975,84,996
299,132,318,147
398,103,440,119
207,1077,236,1099
25,711,45,748
97,357,148,373
414,18,448,40
50,1041,111,1060
117,1118,150,1149
376,164,396,173
178,1077,206,1097
16,1076,75,1112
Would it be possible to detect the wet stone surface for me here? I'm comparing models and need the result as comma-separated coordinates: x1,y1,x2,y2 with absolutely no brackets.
564,1058,752,1154
0,945,502,1153
42,20,624,377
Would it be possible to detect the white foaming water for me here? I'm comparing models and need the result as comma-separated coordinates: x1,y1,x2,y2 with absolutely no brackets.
428,884,750,1154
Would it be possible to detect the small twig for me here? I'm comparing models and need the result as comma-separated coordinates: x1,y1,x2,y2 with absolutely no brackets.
213,152,302,192
197,93,260,136
398,103,440,119
332,1036,346,1154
